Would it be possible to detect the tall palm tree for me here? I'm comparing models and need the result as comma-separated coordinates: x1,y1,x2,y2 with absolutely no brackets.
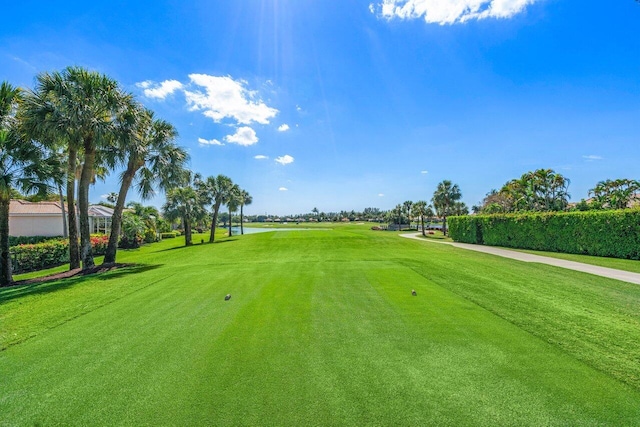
239,189,252,235
432,180,462,236
197,174,233,243
0,82,55,285
227,184,241,237
103,106,187,264
21,66,126,270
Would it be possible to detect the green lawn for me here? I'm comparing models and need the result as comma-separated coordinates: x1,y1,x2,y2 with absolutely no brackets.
513,248,640,274
1,225,639,425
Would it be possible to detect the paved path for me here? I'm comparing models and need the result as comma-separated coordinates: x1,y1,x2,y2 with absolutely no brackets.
400,233,640,285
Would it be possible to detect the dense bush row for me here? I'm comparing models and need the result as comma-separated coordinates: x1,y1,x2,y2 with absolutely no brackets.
9,235,62,247
11,234,111,273
160,232,177,239
448,209,640,259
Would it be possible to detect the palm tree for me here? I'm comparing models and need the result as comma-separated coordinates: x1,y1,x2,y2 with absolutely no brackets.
227,184,241,237
0,82,56,285
589,179,640,210
412,200,433,237
403,200,413,228
432,180,462,236
103,106,187,264
197,174,233,243
162,182,206,247
21,66,126,270
239,189,252,235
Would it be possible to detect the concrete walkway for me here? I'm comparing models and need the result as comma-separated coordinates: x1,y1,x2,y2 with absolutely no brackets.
400,233,640,285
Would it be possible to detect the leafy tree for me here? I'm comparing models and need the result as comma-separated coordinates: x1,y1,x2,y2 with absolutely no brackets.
497,169,570,212
106,192,118,204
432,180,462,236
104,106,187,263
589,179,640,210
0,82,56,285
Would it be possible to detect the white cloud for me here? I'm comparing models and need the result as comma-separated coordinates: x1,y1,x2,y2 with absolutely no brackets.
378,193,385,197
279,187,288,191
198,137,224,146
278,124,290,132
421,170,429,174
275,155,294,165
136,80,152,89
296,105,302,112
185,74,278,125
139,80,183,99
224,127,259,146
371,0,538,25
583,155,603,161
254,155,269,160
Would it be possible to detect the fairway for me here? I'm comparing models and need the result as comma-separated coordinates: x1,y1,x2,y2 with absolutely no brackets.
2,225,640,426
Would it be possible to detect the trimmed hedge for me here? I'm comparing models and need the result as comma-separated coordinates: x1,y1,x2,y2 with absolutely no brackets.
9,235,62,247
160,232,177,239
11,234,110,273
448,209,640,259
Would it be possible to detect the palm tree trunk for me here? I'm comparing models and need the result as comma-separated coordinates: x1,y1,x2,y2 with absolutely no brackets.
421,215,426,237
228,207,232,237
79,145,96,269
443,215,447,236
240,205,244,235
58,184,68,239
209,202,221,243
0,196,13,286
67,148,80,270
104,166,135,264
184,217,193,246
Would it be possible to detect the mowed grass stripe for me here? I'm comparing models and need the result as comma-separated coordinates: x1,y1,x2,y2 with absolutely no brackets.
1,226,640,425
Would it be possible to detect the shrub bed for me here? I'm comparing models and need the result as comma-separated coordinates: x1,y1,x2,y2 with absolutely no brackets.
11,234,111,273
448,209,640,259
160,232,177,239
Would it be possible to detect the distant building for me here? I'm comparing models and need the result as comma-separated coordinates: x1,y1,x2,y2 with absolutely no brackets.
9,199,115,237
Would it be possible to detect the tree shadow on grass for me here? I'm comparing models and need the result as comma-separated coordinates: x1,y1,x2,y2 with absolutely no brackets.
0,264,163,304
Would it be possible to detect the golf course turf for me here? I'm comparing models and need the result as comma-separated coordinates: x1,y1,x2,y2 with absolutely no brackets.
1,224,640,425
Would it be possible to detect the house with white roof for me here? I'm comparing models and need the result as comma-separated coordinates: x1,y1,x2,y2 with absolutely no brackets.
9,200,115,237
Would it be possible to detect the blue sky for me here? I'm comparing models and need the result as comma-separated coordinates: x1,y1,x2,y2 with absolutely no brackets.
2,0,639,215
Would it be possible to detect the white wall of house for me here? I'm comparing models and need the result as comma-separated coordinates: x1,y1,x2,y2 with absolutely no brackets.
9,215,65,237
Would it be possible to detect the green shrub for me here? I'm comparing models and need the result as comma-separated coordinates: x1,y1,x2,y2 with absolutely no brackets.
160,232,177,239
10,235,111,273
448,209,640,259
9,235,62,247
11,239,69,273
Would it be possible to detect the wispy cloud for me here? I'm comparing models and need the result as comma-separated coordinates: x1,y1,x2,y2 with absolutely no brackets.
224,127,259,146
279,187,288,191
137,79,183,99
378,193,385,197
275,155,295,165
277,124,290,132
254,155,269,160
198,137,224,146
421,170,428,174
185,74,278,125
583,155,603,161
370,0,539,25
